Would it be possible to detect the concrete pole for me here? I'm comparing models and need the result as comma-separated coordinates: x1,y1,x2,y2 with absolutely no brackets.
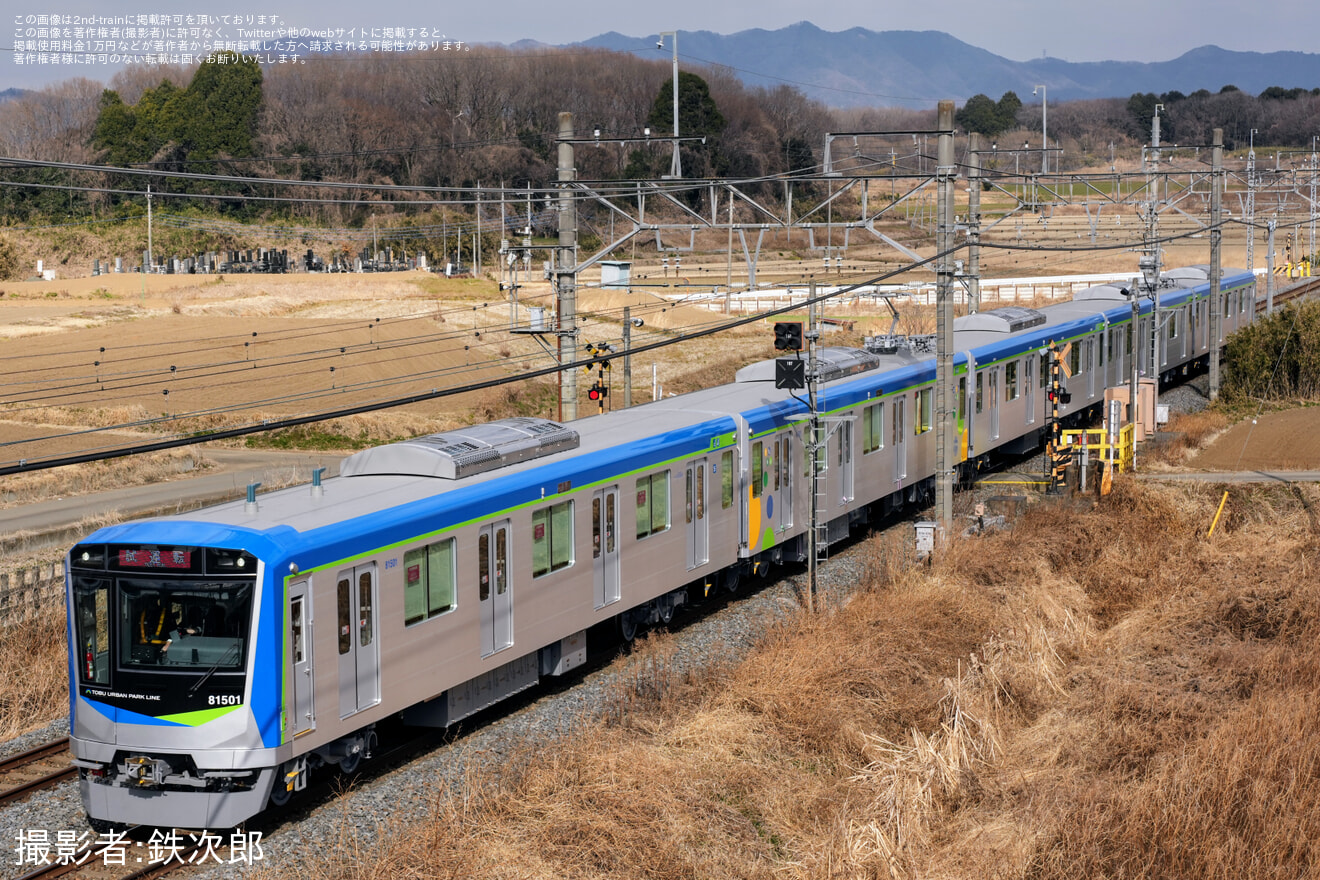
967,132,982,313
146,184,153,272
623,306,634,409
1209,129,1222,402
935,100,957,532
1266,219,1276,314
557,112,578,422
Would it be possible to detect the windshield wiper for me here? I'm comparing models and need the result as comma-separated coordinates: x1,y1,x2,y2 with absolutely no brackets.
189,642,242,695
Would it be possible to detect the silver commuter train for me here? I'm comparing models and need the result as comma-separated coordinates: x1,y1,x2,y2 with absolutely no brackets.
65,265,1256,830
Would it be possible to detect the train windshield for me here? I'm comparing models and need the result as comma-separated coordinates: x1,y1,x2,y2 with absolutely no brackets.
116,580,254,672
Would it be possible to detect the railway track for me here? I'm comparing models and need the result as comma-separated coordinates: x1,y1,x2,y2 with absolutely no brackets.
0,738,75,807
1262,275,1319,310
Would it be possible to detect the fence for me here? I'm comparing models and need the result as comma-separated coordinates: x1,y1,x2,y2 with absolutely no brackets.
0,562,64,626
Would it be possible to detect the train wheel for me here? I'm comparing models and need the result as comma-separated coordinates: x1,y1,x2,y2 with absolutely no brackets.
338,749,362,775
268,779,294,807
619,612,639,642
658,600,674,625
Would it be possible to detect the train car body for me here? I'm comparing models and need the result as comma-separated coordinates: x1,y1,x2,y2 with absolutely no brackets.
65,266,1255,830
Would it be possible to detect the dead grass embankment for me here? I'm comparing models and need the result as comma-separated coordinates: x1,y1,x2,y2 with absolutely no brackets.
278,477,1320,879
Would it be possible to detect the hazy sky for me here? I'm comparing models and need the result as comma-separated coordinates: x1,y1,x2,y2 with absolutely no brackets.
6,0,1318,91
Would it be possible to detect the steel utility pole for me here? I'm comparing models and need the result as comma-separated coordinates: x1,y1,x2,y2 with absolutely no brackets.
1209,128,1223,401
935,100,957,532
557,112,578,421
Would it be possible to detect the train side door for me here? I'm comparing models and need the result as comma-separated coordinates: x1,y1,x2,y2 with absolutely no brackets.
289,581,314,737
336,564,379,719
1086,338,1096,399
685,458,709,570
839,421,854,504
893,397,907,483
479,520,513,657
1024,355,1036,424
777,436,793,530
593,487,620,609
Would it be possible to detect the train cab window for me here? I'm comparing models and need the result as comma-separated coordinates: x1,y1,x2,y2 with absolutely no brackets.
532,501,574,577
751,442,764,499
635,471,670,539
1099,333,1106,367
975,372,984,414
404,537,457,626
1005,361,1019,401
72,576,111,685
862,402,883,453
916,388,932,434
721,449,734,509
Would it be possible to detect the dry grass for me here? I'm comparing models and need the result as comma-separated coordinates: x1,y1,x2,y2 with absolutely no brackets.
256,475,1320,880
1140,408,1232,467
0,448,212,509
0,611,68,741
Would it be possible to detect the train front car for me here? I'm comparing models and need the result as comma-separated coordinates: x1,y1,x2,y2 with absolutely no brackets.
65,523,283,831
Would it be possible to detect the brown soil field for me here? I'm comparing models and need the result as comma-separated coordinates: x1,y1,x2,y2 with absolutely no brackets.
1189,406,1320,471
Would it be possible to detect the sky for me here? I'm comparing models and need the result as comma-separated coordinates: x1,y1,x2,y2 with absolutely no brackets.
6,0,1319,91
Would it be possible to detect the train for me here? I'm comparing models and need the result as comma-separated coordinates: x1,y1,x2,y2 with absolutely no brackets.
64,265,1256,831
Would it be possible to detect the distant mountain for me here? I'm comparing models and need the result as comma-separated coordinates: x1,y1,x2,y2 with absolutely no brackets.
0,87,27,103
579,22,1320,107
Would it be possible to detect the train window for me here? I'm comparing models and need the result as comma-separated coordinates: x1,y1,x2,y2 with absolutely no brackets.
976,372,984,414
721,449,734,508
495,528,508,595
1099,334,1106,367
337,577,351,655
1167,313,1177,339
1005,361,1019,401
358,571,373,648
532,500,574,577
751,442,764,499
291,597,304,665
958,378,966,421
696,464,705,520
404,538,457,626
916,388,932,434
635,471,670,539
862,402,882,453
1040,353,1049,388
72,577,111,685
685,468,694,525
1069,342,1082,376
592,498,602,559
478,534,490,602
773,438,781,492
606,493,617,553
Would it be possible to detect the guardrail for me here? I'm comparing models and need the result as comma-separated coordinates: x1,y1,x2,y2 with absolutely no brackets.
1061,423,1135,474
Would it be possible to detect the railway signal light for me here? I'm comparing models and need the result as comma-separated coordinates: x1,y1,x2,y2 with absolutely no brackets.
587,383,608,401
773,321,803,351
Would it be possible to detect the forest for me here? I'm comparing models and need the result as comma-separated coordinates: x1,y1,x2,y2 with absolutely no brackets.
1,44,1319,228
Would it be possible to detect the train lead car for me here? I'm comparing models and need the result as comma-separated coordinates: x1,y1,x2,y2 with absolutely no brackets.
66,266,1255,830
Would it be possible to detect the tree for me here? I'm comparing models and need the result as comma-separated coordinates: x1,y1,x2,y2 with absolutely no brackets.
955,94,1001,135
996,91,1023,132
645,71,725,179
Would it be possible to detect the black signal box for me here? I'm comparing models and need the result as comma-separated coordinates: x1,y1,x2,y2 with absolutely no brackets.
775,357,806,390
